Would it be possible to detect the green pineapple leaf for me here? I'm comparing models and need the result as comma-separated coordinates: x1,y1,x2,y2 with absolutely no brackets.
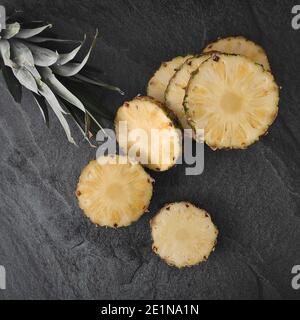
33,93,49,127
15,24,52,39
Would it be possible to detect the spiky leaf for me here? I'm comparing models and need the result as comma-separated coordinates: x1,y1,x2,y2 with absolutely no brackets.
56,35,86,66
39,66,85,112
15,24,52,39
24,42,58,66
33,93,49,127
51,30,98,77
2,22,21,39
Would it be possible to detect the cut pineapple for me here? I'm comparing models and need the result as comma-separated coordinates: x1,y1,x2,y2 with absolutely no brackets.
147,55,193,102
76,155,153,227
203,36,271,71
184,53,279,149
165,54,212,130
151,202,218,268
115,96,182,171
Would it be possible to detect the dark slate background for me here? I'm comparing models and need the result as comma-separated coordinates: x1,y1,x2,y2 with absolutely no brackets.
0,0,299,300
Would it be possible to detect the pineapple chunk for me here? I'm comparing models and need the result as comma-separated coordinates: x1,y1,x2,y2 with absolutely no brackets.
184,53,279,149
151,202,218,268
76,155,153,228
115,96,181,171
165,54,212,130
203,36,271,71
147,55,192,102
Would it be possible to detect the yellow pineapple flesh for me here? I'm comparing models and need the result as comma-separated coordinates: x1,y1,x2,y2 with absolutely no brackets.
165,54,211,130
184,53,279,149
147,55,193,102
151,202,218,268
76,155,153,227
203,36,271,71
115,96,181,171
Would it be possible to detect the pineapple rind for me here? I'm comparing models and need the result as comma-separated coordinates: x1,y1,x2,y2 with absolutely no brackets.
203,36,271,71
165,54,212,131
147,55,193,102
115,96,182,172
184,53,279,150
151,202,218,268
76,155,153,228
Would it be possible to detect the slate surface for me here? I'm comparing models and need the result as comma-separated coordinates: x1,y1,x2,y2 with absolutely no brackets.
0,0,299,300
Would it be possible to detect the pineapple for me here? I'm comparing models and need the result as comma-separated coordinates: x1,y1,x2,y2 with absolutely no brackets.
115,96,182,172
147,55,192,102
165,54,211,130
151,202,218,268
203,36,271,71
0,9,122,145
76,155,153,228
184,53,279,149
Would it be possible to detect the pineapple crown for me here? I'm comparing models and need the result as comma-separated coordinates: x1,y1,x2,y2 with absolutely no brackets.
0,9,123,145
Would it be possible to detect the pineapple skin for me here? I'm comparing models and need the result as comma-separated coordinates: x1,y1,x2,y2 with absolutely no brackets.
203,36,271,71
115,96,182,172
76,156,154,228
147,55,193,103
184,53,280,150
151,202,219,268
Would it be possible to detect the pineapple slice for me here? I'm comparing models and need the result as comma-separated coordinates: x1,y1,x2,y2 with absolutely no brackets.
76,155,153,228
151,202,218,268
165,54,212,130
184,53,279,149
115,96,181,171
147,55,193,102
203,36,271,71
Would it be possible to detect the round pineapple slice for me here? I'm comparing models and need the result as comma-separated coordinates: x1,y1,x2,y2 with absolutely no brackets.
184,53,279,150
151,202,218,268
203,36,271,71
76,155,153,228
147,55,193,102
115,96,182,172
165,54,212,130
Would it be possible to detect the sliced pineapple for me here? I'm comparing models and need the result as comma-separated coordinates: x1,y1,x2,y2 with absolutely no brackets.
115,96,182,171
165,54,212,130
147,55,193,102
76,155,153,228
203,36,271,71
151,202,218,268
184,53,279,149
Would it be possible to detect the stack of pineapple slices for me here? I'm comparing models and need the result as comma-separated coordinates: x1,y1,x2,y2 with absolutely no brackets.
148,36,279,149
76,36,279,268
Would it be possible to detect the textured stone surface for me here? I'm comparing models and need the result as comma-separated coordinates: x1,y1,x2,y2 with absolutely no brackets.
0,0,299,300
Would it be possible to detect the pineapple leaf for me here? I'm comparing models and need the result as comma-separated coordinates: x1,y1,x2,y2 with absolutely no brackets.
39,66,85,112
60,99,96,147
1,66,22,103
27,36,80,44
51,30,98,77
15,24,52,39
56,35,86,66
2,23,21,39
38,81,75,144
33,93,49,127
23,42,59,67
0,40,13,67
0,40,38,93
73,73,124,95
10,40,35,66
